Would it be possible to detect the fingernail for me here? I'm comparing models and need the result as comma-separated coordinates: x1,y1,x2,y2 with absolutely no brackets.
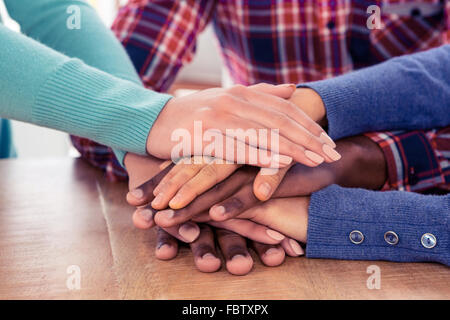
304,150,325,164
210,205,226,217
319,132,336,148
178,223,199,243
289,239,304,256
202,253,217,260
151,193,164,207
277,155,293,166
266,229,285,241
130,189,143,199
260,168,278,176
139,209,153,222
158,209,174,220
265,248,280,256
322,144,342,161
258,182,272,198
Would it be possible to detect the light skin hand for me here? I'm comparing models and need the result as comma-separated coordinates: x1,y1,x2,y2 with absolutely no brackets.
150,135,386,227
288,87,327,127
146,83,340,168
129,87,332,208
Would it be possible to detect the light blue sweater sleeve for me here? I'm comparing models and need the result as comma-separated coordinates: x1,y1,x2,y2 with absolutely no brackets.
300,45,450,265
1,0,172,163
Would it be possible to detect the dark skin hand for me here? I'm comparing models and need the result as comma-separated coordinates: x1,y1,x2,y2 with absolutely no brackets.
149,135,387,228
155,224,295,276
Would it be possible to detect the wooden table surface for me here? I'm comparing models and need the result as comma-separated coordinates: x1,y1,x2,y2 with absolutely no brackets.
0,158,449,300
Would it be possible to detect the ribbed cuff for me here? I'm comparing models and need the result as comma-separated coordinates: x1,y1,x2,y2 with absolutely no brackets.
33,59,172,155
306,185,450,265
297,80,365,140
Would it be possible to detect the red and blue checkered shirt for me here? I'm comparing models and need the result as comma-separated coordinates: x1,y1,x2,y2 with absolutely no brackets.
72,0,450,192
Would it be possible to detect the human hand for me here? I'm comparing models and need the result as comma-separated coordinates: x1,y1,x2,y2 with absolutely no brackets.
147,154,295,211
149,135,386,228
288,87,327,126
124,153,201,243
155,224,303,276
147,83,340,168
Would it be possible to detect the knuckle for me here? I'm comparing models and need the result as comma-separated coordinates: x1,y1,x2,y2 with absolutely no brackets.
274,113,290,128
303,132,316,147
215,93,234,106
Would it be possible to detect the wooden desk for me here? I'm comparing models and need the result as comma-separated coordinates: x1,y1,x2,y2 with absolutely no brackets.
0,158,448,300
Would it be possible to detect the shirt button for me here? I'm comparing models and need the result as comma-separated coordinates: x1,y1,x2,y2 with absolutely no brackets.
349,230,364,244
384,231,399,245
421,233,437,249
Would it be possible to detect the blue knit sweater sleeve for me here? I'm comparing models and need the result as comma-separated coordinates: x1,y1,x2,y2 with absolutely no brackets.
300,45,450,140
300,45,450,265
308,186,450,265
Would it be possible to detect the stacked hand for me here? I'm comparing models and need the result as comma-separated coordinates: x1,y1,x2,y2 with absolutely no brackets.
124,86,387,275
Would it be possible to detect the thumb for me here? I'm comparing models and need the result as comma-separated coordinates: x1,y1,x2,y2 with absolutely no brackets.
252,164,293,201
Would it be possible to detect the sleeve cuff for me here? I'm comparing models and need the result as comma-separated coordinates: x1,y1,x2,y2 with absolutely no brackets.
297,80,364,140
33,59,172,155
306,185,450,265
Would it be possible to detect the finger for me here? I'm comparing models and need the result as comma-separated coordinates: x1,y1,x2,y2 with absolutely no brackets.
227,85,341,163
215,228,253,276
162,221,201,243
249,83,296,99
280,238,305,257
126,163,174,207
190,224,221,273
242,84,337,149
169,160,241,209
209,107,321,167
154,156,214,195
153,168,256,228
132,206,156,229
155,227,179,260
208,219,285,244
250,241,285,267
201,122,300,168
152,158,207,210
209,183,259,221
253,164,293,201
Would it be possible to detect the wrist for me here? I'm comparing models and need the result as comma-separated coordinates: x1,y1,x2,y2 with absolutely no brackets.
289,88,327,126
333,136,387,189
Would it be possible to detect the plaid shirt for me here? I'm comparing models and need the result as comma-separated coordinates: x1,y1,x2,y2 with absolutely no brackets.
72,0,450,192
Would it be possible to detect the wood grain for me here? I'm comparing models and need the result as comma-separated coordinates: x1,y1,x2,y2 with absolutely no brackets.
0,158,448,299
